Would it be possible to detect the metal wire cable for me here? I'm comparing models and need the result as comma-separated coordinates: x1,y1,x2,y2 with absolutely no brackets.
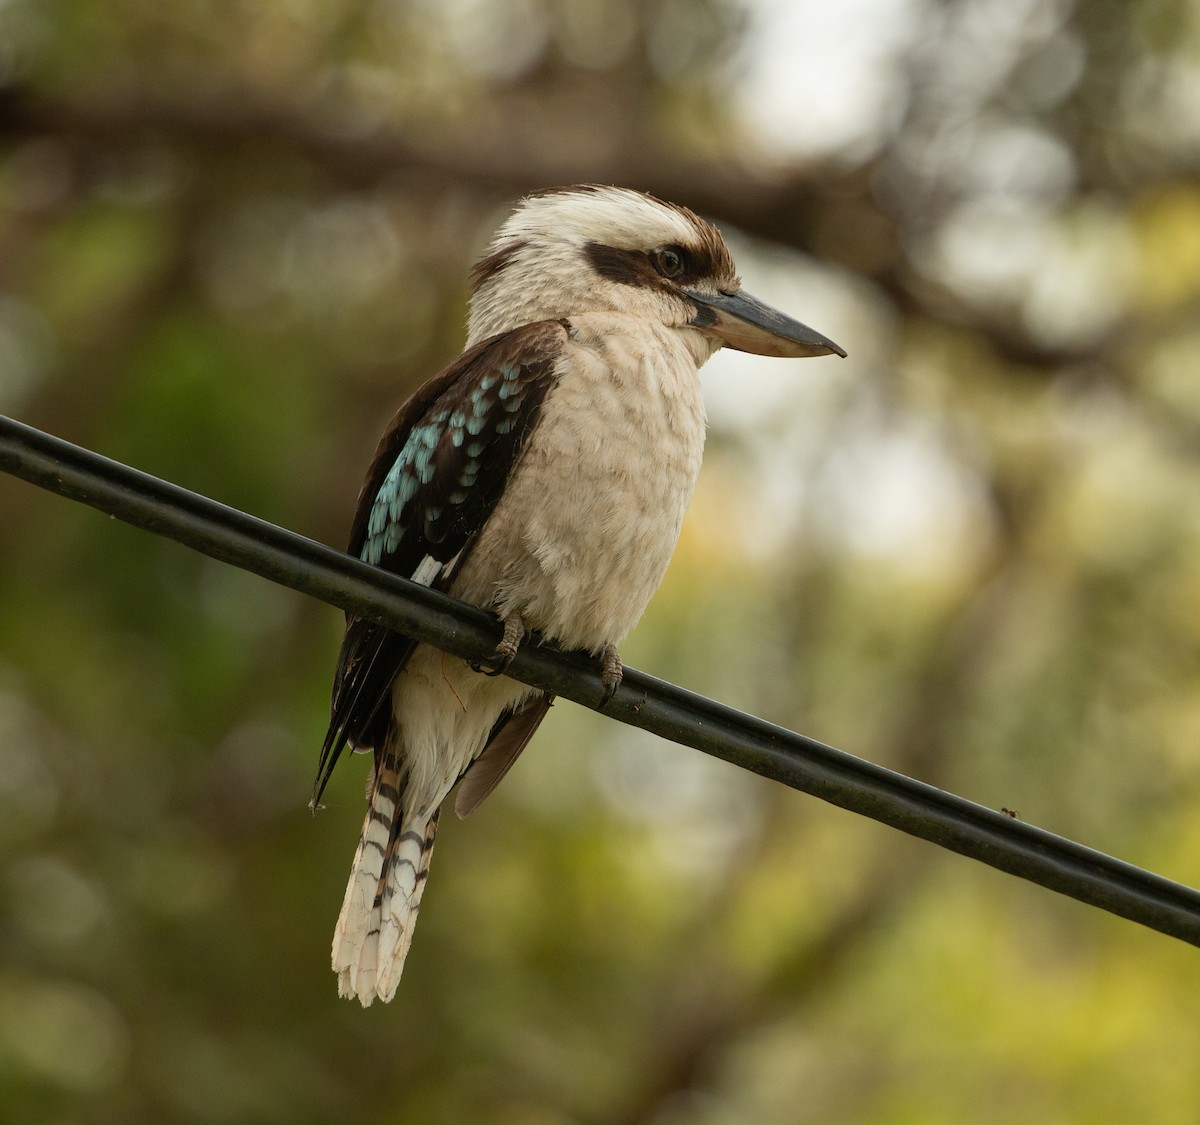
3,412,1200,946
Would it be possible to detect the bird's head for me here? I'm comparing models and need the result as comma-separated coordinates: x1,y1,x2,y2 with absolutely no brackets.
466,185,845,361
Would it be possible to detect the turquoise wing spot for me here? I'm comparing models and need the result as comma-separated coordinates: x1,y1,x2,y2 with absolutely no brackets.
364,461,419,564
413,445,435,484
357,350,549,569
361,414,447,564
497,363,523,399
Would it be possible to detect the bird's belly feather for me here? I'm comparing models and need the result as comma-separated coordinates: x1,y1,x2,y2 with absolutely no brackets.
391,321,706,821
453,325,707,652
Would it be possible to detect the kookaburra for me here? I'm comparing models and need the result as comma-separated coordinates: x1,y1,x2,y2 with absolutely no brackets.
313,184,844,1005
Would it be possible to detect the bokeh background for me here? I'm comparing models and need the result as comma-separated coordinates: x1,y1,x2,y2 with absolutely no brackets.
2,0,1200,1121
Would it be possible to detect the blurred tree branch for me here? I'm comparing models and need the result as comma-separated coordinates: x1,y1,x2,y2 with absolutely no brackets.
0,83,1114,376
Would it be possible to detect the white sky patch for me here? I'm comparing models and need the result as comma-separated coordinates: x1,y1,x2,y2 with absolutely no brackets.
697,410,995,578
698,234,995,575
918,198,1052,306
809,418,995,574
701,335,847,434
699,235,852,428
697,236,923,565
731,0,925,159
918,197,1137,347
591,728,765,877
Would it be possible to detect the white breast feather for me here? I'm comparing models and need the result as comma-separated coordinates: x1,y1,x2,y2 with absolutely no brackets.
453,312,709,652
395,313,708,824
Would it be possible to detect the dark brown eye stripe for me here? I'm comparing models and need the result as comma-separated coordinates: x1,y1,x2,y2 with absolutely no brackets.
584,240,731,290
583,243,661,288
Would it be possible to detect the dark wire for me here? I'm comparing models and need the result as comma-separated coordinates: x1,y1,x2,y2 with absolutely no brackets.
3,412,1199,946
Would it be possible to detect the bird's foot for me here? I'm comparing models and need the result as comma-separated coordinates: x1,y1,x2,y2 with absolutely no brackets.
598,643,623,708
471,612,526,677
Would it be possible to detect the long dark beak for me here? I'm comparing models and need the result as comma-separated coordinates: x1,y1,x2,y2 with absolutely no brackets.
685,287,846,359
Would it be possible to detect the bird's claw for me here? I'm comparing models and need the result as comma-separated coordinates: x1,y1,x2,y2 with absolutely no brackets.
598,643,622,708
470,613,525,677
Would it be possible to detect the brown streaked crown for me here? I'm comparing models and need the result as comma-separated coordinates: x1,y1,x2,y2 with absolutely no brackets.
470,238,529,295
472,185,738,295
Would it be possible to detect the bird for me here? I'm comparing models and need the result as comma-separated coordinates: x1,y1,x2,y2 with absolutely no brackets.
312,184,845,1005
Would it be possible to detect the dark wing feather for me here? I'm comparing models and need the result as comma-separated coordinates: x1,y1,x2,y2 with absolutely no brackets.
454,693,553,818
311,321,565,807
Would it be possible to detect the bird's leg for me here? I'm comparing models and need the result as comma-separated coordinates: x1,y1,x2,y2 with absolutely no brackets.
484,612,525,676
471,611,526,677
598,643,623,708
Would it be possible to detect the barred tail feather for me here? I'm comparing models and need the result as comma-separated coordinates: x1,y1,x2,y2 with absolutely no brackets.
332,753,439,1006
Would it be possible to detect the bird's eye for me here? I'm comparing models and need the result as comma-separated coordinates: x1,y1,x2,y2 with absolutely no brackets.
654,248,685,278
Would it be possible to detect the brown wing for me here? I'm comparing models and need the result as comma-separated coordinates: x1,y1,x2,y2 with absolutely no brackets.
454,693,554,818
311,322,565,808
